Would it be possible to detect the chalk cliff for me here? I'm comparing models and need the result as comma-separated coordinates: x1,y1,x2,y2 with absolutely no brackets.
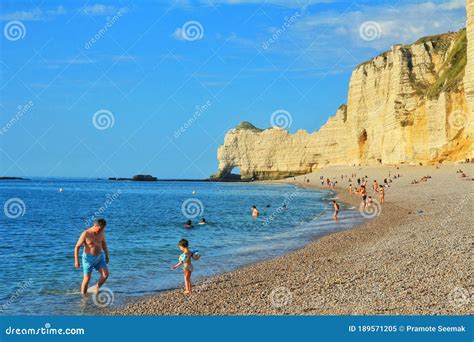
466,0,474,155
212,10,473,181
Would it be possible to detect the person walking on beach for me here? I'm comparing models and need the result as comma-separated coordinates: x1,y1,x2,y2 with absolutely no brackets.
74,218,110,294
379,185,385,204
171,239,194,294
332,200,339,221
372,180,378,192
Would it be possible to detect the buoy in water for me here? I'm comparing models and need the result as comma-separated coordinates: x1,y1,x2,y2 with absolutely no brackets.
192,190,196,195
59,188,64,192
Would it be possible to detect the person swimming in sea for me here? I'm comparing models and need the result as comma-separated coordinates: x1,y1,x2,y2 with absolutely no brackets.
198,218,207,225
183,220,193,228
171,239,194,294
251,205,259,218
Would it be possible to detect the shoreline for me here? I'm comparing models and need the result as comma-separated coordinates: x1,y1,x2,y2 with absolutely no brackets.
113,164,472,315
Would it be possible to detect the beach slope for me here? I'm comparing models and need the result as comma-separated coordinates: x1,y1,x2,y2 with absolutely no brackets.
114,164,472,315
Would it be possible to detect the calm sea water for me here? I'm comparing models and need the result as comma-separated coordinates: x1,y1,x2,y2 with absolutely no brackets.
0,179,364,315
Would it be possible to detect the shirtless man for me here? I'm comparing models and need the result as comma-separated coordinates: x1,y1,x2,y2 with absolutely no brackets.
74,218,109,294
251,205,259,218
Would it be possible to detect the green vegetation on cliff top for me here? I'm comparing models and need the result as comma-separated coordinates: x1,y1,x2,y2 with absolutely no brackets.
235,121,264,132
427,29,467,99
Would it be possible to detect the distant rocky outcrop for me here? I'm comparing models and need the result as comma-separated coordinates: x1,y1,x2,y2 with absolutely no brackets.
0,177,30,180
132,175,157,181
108,175,158,181
212,12,473,181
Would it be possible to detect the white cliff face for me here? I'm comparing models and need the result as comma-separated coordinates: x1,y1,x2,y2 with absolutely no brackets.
213,27,473,180
465,0,474,155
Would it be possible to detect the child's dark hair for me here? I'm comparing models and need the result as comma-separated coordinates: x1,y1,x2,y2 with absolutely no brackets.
178,239,189,248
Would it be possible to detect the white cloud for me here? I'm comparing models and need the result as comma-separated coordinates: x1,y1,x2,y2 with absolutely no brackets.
202,0,334,7
81,4,128,16
290,0,466,51
0,4,129,21
0,6,66,21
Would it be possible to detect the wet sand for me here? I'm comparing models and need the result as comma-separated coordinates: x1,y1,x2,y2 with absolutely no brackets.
113,164,473,315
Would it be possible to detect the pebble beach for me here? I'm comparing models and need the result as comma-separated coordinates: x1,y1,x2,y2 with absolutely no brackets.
114,164,473,315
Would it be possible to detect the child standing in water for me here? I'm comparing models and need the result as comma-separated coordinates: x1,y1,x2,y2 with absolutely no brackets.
171,239,193,294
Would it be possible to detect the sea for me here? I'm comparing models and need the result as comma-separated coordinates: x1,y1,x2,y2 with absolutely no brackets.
0,179,365,315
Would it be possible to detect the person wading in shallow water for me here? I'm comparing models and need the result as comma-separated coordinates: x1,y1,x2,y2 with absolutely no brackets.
252,205,259,217
332,200,340,221
74,218,110,294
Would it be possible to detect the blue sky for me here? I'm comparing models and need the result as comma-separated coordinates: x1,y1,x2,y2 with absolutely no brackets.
0,0,466,178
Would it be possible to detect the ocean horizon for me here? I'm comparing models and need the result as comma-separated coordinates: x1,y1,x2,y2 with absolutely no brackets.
0,178,364,315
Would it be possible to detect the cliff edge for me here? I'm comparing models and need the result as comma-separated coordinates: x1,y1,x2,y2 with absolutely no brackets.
212,6,473,181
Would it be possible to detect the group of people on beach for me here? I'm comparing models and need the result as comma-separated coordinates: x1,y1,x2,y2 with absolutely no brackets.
74,202,272,297
320,172,394,220
347,175,387,207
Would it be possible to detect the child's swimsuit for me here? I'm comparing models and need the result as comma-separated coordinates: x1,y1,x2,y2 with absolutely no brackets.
179,252,193,272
